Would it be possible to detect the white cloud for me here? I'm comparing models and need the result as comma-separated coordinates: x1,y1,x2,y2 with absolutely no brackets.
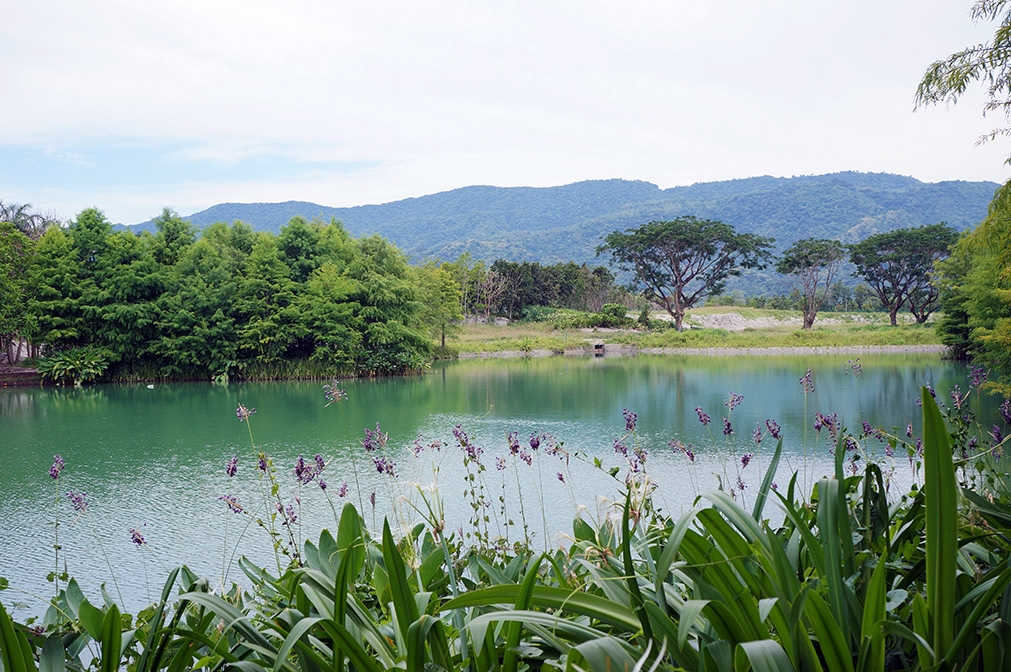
1,0,1009,223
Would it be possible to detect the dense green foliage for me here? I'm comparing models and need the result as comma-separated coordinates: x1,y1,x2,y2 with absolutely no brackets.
849,224,959,326
30,209,431,380
598,217,774,330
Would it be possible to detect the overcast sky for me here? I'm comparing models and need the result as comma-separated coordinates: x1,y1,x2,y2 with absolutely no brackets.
2,1,1009,225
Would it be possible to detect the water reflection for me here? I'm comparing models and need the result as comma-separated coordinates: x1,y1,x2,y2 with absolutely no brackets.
0,353,1000,617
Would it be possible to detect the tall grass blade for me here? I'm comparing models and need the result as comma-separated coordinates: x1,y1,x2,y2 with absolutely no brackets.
752,437,783,521
502,554,545,672
0,602,36,672
921,387,956,662
382,519,420,650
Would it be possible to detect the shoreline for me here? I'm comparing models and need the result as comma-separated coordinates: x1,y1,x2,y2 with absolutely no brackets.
457,344,948,359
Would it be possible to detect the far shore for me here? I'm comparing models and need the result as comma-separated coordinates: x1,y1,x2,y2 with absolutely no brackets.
458,343,948,359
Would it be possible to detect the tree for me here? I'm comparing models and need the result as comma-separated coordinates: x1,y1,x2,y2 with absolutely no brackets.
596,217,773,331
848,224,959,325
0,201,59,240
0,223,38,362
775,238,845,329
412,263,463,350
916,0,1011,159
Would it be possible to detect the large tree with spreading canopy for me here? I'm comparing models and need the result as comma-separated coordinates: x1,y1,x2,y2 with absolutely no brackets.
597,216,773,331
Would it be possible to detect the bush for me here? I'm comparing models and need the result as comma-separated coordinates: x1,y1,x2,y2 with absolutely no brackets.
36,347,111,386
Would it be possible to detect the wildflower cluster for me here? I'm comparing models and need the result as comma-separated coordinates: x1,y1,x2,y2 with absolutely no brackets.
845,358,862,377
695,406,711,425
49,455,65,480
236,404,257,422
765,419,782,440
725,393,744,410
323,382,347,406
225,455,238,478
799,369,815,394
294,453,327,485
67,490,87,512
453,425,482,463
623,408,637,431
668,439,695,462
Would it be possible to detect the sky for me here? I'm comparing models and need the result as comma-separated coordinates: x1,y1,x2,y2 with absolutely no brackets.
2,0,1010,225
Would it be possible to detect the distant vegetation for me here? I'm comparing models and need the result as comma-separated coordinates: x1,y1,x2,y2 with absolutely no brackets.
126,172,996,297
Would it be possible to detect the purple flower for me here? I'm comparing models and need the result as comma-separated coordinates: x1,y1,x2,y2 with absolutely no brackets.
453,425,482,463
373,456,397,477
994,425,1004,444
129,528,145,546
236,404,256,422
725,393,744,410
968,365,988,391
557,472,565,483
969,436,979,451
519,449,532,466
369,491,376,507
752,425,764,444
614,439,628,456
907,423,913,438
337,482,348,498
696,406,711,425
507,432,520,454
225,456,238,478
49,455,65,480
220,494,241,513
814,413,838,437
315,454,325,471
67,490,87,512
323,383,347,405
741,452,754,469
685,446,695,462
736,476,746,491
1001,398,1011,426
495,457,506,470
319,479,327,491
885,443,894,458
950,385,963,409
362,423,388,452
765,419,782,440
723,418,733,436
799,370,815,394
623,408,638,431
845,358,862,377
258,454,268,472
529,433,541,451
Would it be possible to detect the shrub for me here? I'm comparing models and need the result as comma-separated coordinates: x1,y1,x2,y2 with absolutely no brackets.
36,347,111,386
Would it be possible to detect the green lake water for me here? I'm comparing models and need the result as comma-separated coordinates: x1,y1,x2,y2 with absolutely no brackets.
0,352,996,616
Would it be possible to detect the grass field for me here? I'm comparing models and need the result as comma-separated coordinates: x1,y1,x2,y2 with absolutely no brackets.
452,307,944,355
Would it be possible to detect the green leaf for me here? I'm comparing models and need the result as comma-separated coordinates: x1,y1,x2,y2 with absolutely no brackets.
99,604,122,672
39,635,65,672
921,387,956,662
739,639,796,672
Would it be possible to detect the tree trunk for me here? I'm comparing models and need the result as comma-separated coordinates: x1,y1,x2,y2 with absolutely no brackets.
889,306,899,326
802,310,816,329
674,311,684,331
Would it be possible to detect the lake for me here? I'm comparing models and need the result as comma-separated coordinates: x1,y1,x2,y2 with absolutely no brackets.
0,351,996,617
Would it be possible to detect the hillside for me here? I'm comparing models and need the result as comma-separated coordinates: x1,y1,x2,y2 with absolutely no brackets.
128,171,998,289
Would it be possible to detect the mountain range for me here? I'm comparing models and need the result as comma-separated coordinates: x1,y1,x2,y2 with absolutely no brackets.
129,171,998,269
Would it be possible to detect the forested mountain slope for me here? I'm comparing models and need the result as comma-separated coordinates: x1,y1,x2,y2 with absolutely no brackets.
129,172,997,266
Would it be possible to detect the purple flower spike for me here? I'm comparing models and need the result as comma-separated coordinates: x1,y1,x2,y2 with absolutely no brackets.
968,366,988,391
495,457,507,470
725,393,744,410
319,479,327,491
67,491,87,512
752,425,764,444
1001,398,1011,426
799,370,815,394
765,419,782,440
49,455,65,480
741,452,754,468
723,418,733,436
220,494,241,513
369,491,376,507
507,432,520,455
994,425,1004,444
258,454,268,472
845,359,862,377
236,404,257,422
614,439,628,456
623,408,638,431
337,482,348,498
129,528,145,546
695,406,711,426
225,456,238,478
323,383,348,405
557,472,565,483
529,433,540,451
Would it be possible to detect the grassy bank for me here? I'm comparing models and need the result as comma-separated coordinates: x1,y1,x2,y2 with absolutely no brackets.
452,308,944,355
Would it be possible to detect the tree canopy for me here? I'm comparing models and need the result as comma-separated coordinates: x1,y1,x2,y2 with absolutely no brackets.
597,217,773,330
775,238,845,329
848,224,959,325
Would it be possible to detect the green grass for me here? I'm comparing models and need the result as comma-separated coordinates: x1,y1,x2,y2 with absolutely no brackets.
455,309,943,354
